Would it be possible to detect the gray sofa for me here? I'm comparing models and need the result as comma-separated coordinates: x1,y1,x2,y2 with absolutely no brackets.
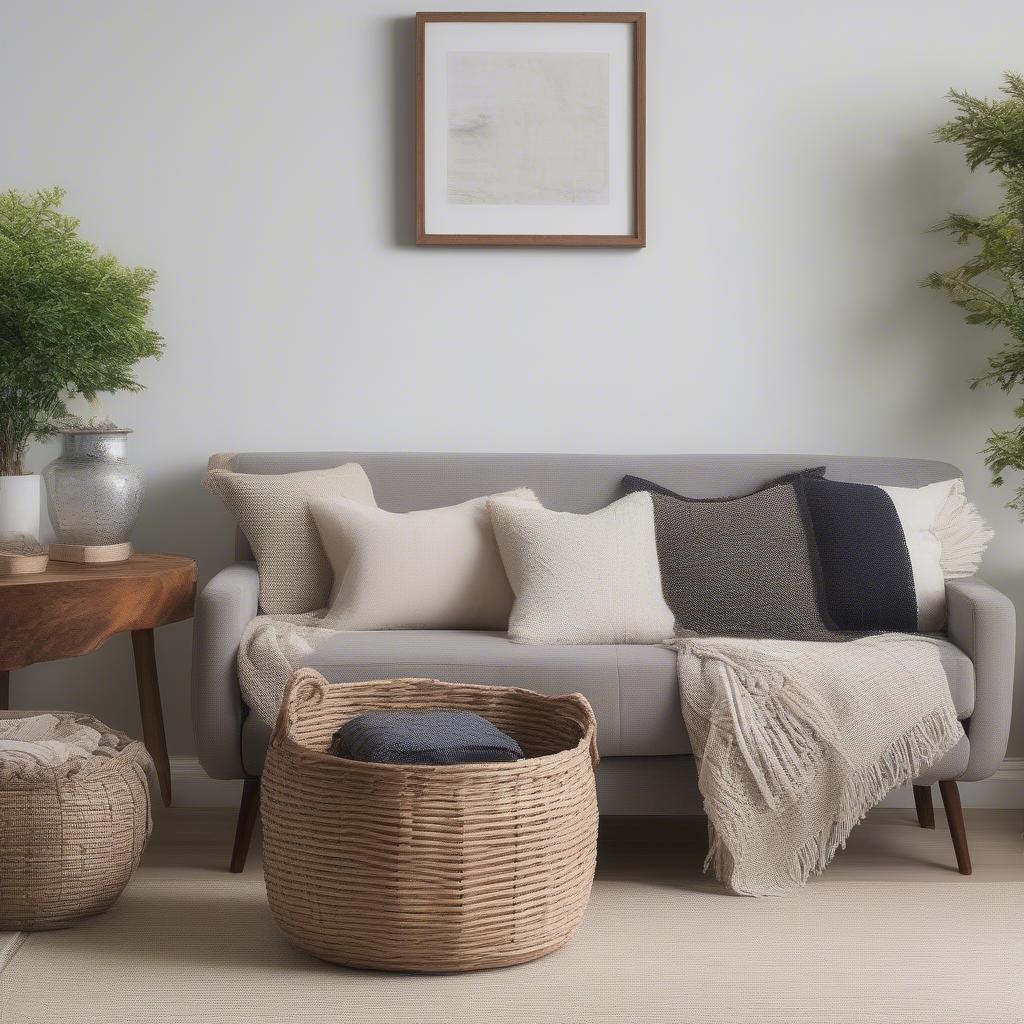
191,452,1016,873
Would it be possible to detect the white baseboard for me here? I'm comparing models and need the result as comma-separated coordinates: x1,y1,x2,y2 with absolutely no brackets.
168,756,1024,809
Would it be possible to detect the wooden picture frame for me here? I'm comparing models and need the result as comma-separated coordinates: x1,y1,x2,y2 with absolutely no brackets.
416,12,646,247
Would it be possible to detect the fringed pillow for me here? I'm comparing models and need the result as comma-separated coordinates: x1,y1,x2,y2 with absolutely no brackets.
798,476,992,632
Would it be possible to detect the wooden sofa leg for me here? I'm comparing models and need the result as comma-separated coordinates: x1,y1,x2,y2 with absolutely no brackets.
230,778,261,873
913,784,935,828
938,780,972,876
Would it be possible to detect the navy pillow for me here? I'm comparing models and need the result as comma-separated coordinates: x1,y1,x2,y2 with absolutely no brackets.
329,709,524,765
796,475,918,632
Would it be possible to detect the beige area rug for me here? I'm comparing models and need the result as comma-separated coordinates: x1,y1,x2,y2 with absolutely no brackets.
1,809,1023,1024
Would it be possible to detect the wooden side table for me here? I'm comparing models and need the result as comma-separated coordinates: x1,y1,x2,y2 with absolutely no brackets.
0,553,197,806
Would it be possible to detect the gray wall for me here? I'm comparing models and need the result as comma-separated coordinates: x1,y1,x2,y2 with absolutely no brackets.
4,0,1024,759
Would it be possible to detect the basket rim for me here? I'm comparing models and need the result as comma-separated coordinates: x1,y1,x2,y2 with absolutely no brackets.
273,673,599,775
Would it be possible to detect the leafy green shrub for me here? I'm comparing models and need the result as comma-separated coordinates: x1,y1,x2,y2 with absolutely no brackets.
925,73,1024,511
0,187,162,475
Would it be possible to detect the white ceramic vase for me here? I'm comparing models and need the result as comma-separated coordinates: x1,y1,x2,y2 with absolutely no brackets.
0,473,42,543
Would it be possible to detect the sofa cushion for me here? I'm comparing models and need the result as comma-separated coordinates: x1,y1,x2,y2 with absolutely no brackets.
622,471,836,640
204,463,376,614
238,630,977,775
488,492,675,645
311,488,535,630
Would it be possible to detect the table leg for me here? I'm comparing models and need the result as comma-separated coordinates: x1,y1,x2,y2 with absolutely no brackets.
131,629,172,807
0,670,8,710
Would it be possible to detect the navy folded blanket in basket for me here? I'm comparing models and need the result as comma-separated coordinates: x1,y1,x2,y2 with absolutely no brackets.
328,709,524,765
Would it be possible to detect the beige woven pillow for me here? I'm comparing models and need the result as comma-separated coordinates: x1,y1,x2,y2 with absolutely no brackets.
204,464,376,614
311,489,537,630
488,492,675,645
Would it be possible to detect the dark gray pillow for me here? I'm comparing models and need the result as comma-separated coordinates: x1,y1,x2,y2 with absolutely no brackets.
621,473,838,640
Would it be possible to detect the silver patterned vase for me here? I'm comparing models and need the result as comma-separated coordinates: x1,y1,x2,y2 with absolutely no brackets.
43,429,143,546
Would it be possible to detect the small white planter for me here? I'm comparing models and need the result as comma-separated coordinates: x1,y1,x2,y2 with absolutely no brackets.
0,473,42,542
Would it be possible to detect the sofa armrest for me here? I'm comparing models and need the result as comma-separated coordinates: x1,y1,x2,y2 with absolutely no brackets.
946,577,1016,781
191,561,260,780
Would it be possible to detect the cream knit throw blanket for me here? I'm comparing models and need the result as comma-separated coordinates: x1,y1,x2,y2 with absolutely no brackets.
239,611,334,727
240,620,963,895
668,634,963,895
0,714,123,780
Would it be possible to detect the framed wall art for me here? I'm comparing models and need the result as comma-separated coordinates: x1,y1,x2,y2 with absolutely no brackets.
416,12,646,247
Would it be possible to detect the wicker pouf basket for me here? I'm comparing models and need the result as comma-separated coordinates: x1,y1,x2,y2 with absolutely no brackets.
261,669,600,973
0,710,153,931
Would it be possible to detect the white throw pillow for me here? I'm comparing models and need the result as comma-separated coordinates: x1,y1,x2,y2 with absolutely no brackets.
311,489,537,630
204,463,376,614
879,478,993,632
488,491,675,645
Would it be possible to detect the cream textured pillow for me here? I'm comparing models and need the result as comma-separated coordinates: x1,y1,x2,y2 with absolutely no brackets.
204,464,376,614
311,489,537,630
488,492,675,645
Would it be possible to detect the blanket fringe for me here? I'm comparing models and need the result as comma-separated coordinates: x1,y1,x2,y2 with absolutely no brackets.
936,478,993,579
701,649,842,811
726,704,963,895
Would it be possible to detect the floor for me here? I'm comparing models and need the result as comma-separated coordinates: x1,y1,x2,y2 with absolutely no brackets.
1,808,1022,1024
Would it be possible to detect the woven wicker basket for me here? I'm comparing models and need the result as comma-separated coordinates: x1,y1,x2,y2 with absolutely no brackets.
261,669,599,973
0,710,153,931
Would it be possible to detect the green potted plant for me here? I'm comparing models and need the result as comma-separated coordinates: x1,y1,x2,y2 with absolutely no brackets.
925,72,1024,510
0,186,162,541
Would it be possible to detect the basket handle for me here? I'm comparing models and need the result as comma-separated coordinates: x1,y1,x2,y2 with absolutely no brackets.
272,668,330,746
554,692,600,769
